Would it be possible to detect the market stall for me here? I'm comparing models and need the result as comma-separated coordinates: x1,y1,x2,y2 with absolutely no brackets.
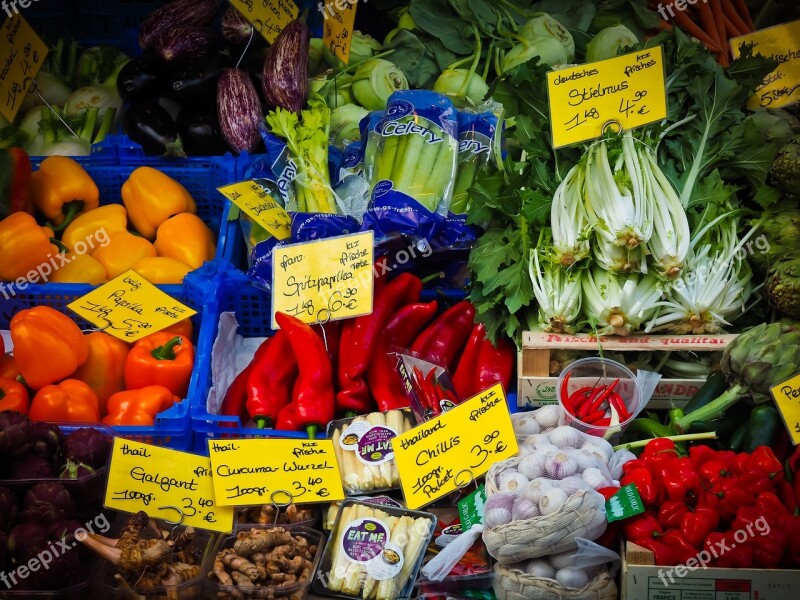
1,0,799,598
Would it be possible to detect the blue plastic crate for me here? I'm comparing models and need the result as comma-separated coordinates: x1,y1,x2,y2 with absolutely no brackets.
29,137,119,170
73,0,161,53
17,0,75,39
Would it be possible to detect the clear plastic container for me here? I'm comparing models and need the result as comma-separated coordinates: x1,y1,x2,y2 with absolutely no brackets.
557,357,641,438
236,503,320,529
203,525,324,599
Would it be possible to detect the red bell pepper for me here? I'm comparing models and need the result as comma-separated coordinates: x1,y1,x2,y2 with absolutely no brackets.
658,500,690,530
746,446,784,481
661,529,698,563
621,467,663,508
712,478,755,516
755,491,789,518
737,470,775,495
410,300,475,369
635,538,678,566
689,445,719,471
680,507,719,548
623,511,663,543
752,530,786,568
642,438,680,468
246,331,298,429
705,532,754,568
453,322,485,399
661,457,702,502
698,459,732,487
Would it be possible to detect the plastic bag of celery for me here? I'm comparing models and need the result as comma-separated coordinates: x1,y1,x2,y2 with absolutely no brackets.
451,102,503,214
365,91,459,216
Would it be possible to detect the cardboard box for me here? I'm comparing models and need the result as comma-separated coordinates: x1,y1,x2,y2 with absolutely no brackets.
622,541,800,600
518,332,737,410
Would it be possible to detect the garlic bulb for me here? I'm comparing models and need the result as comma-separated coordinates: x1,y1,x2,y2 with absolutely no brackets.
582,467,612,490
517,444,537,456
539,487,568,515
581,437,614,462
523,434,550,447
535,442,560,454
519,453,547,479
484,493,515,528
556,567,590,589
549,425,583,448
545,452,578,479
574,448,602,472
524,477,554,503
497,469,529,494
512,496,540,521
549,550,578,569
534,404,561,430
559,475,591,495
513,415,542,435
524,559,556,579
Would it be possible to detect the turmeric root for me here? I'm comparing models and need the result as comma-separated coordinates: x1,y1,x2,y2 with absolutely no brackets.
219,548,259,581
231,571,256,587
212,557,234,586
251,552,268,580
234,528,293,556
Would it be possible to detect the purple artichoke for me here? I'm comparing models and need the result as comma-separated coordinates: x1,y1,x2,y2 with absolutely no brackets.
65,428,111,469
7,522,49,562
20,482,76,526
59,459,96,480
0,411,32,458
31,422,65,462
0,487,18,531
48,519,84,546
10,455,53,480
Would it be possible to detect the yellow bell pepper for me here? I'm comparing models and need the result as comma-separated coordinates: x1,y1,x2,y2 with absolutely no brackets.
28,157,100,231
62,204,128,253
154,213,216,270
122,167,196,240
0,213,59,282
49,252,107,284
132,257,192,284
93,231,157,279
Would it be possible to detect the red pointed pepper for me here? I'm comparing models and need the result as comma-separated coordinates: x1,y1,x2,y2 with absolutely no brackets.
246,331,298,429
453,322,485,399
219,338,275,426
475,333,515,394
410,300,476,369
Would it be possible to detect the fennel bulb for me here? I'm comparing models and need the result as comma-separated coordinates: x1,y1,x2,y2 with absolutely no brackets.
582,267,662,336
65,85,122,135
550,161,592,267
529,245,582,333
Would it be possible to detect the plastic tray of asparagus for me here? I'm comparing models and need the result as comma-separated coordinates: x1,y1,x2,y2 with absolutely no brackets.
327,409,414,495
313,499,436,600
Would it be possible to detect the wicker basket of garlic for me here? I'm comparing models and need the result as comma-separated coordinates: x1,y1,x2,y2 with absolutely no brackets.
492,559,618,600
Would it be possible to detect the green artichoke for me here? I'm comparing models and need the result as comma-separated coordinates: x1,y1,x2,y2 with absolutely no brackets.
675,320,800,431
770,135,800,198
749,206,800,272
767,259,800,318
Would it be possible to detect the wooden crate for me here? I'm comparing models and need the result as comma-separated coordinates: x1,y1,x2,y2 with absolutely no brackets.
517,332,737,410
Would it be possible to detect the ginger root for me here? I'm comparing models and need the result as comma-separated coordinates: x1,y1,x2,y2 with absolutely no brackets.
234,528,293,555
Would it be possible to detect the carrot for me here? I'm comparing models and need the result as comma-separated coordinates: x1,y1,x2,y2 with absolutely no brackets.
696,1,722,52
709,0,729,62
722,11,745,38
659,19,673,31
722,0,751,34
732,0,755,30
671,10,721,53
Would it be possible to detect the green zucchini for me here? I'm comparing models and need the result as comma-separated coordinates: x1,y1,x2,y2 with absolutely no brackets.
744,405,781,453
683,371,728,415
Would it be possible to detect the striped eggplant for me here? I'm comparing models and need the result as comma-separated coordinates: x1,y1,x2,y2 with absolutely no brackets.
139,0,219,50
155,25,215,63
262,20,309,113
217,68,262,153
221,6,253,46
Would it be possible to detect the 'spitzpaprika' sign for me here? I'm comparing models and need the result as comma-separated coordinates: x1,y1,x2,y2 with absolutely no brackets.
1,15,48,121
771,373,800,446
228,0,299,43
104,438,235,533
218,180,292,240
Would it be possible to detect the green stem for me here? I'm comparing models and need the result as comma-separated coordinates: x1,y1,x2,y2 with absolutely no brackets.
256,417,272,429
49,238,68,253
624,417,674,439
613,432,717,452
79,107,99,142
306,424,318,439
459,24,483,98
151,336,182,361
47,201,83,233
674,385,744,433
420,271,444,284
344,411,357,418
93,107,116,144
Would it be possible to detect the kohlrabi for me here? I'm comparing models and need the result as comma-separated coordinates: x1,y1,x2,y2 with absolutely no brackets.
501,36,569,72
520,14,575,62
586,24,638,62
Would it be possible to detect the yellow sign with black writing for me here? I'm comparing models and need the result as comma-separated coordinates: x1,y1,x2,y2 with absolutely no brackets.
323,0,359,64
1,15,48,121
218,180,292,240
67,270,197,342
731,20,800,110
547,46,667,148
392,384,519,510
207,438,345,506
104,438,235,533
229,0,299,43
271,231,374,329
771,373,800,446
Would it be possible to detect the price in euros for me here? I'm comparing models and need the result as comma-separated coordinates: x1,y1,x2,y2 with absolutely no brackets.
469,430,508,470
291,477,330,499
619,90,649,118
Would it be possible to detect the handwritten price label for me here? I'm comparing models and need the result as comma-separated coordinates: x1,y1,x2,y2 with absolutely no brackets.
771,373,800,446
731,20,800,110
323,0,359,64
229,0,299,43
67,270,197,342
104,438,235,533
271,231,374,329
392,384,518,510
218,180,291,240
1,15,48,121
547,46,667,148
207,438,345,506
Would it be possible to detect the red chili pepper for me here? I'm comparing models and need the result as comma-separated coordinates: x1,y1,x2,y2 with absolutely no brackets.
586,378,620,415
689,445,720,471
368,301,438,412
623,511,663,543
661,457,702,502
567,386,593,408
559,370,572,408
246,332,297,429
658,500,690,530
635,538,678,566
453,322,485,399
475,333,515,394
274,312,335,438
680,507,719,548
660,529,698,562
425,369,443,416
412,365,438,415
577,385,605,419
608,391,630,421
582,409,607,424
410,300,476,369
776,479,798,514
593,418,612,427
746,446,784,481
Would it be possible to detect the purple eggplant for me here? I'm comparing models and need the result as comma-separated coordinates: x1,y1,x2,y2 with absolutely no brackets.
155,24,216,64
65,427,111,469
222,6,253,46
116,57,167,103
177,107,231,155
123,103,186,157
0,411,32,459
217,68,262,153
169,51,231,103
139,0,219,50
262,20,310,113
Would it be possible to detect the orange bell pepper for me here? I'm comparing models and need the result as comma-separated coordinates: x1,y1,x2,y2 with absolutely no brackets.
0,354,20,380
10,306,89,389
124,333,194,397
0,376,29,413
159,318,194,340
72,332,130,416
102,385,178,426
30,379,100,422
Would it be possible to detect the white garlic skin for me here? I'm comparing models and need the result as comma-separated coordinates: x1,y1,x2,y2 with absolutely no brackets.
535,442,560,454
545,452,578,479
513,415,542,435
539,487,569,515
582,467,612,490
574,448,603,472
556,567,590,589
523,433,550,447
523,477,554,503
533,404,561,430
524,559,556,578
511,496,541,521
581,437,614,462
559,475,591,495
518,453,547,479
483,493,515,528
497,469,530,495
549,425,583,449
516,444,537,456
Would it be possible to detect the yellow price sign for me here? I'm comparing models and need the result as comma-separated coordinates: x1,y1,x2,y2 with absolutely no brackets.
323,0,359,64
771,374,800,446
67,269,197,342
229,0,299,43
392,384,519,510
547,46,667,148
1,15,48,121
207,438,345,506
731,20,800,110
104,438,235,533
218,180,292,240
271,231,374,329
